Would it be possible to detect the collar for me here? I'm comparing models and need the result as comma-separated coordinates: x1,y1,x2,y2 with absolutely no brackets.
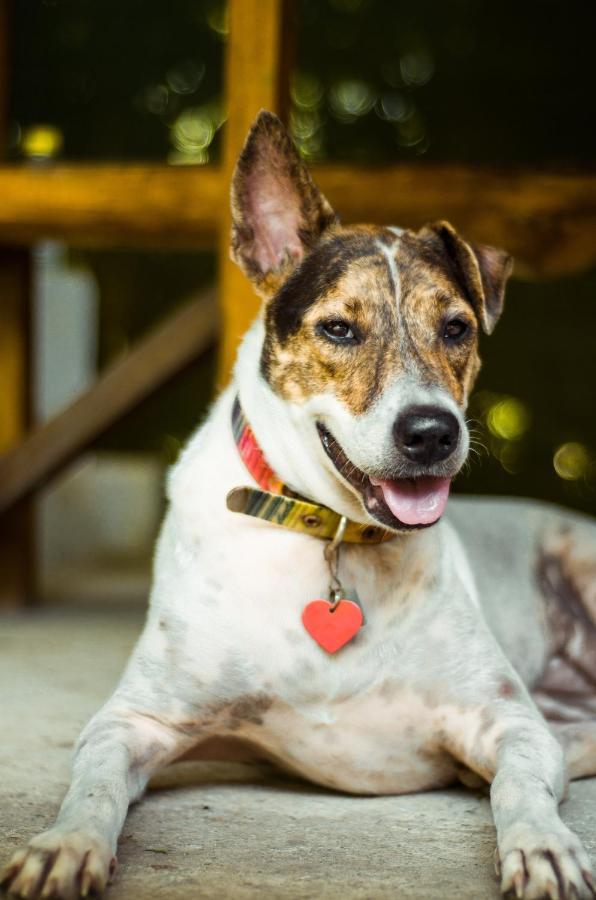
226,396,395,544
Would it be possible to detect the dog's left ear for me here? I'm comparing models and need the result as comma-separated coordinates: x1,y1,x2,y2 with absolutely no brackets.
428,220,513,334
230,109,337,296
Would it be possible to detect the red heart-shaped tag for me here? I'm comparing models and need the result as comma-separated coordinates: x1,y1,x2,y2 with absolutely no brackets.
301,599,363,653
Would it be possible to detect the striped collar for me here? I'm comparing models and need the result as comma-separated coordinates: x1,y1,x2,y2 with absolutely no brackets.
226,396,395,544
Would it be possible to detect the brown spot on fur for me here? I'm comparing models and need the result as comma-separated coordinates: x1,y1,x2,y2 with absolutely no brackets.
137,694,275,740
225,694,273,731
537,550,596,634
533,545,596,722
498,679,517,700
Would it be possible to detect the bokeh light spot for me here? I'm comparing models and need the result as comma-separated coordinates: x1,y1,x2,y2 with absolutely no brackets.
400,48,435,86
377,92,414,123
21,124,63,159
553,442,590,481
496,442,523,474
143,84,169,116
169,106,216,164
291,73,324,110
166,60,205,96
396,112,427,149
329,79,376,122
487,398,531,441
290,107,324,159
207,3,229,36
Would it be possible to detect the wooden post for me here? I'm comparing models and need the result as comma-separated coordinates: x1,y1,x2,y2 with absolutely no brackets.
0,0,8,152
0,249,34,607
0,0,34,606
217,0,287,384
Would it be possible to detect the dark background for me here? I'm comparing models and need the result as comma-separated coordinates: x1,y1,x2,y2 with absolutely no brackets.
8,0,596,513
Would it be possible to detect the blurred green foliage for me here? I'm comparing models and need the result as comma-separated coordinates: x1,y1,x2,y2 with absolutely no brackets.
9,0,226,162
294,0,595,165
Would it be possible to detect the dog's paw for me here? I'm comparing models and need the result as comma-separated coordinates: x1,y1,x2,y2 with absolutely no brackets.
0,828,116,899
496,821,595,899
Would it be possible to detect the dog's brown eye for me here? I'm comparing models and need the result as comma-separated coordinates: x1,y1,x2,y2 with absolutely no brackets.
443,318,470,342
319,320,358,344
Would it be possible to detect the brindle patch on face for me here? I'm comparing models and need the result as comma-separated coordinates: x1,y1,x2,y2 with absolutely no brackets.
261,224,481,415
394,229,482,406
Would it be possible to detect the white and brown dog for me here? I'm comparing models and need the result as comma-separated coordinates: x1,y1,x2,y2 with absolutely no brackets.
3,111,596,900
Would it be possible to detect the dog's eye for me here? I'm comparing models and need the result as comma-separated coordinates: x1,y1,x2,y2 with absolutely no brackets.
319,320,358,344
443,318,470,343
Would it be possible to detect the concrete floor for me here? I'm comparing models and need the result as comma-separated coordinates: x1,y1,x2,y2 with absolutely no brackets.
1,609,595,899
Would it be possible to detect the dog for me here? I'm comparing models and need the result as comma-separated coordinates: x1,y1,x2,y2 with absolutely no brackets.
2,110,596,900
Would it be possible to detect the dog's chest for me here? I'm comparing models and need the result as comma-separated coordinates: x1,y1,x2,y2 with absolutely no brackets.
157,516,461,794
246,679,458,794
207,550,456,794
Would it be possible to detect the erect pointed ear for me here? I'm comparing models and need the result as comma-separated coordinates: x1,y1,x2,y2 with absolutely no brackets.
428,220,514,334
230,110,337,296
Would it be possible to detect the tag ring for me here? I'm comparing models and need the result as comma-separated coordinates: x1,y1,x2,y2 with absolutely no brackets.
324,515,347,609
324,515,347,565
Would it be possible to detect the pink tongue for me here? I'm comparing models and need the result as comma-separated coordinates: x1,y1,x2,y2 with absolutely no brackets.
371,476,451,526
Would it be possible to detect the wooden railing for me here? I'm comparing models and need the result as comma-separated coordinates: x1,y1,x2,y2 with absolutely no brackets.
1,0,595,604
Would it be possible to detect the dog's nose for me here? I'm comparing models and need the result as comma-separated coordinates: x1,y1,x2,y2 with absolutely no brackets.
394,405,460,465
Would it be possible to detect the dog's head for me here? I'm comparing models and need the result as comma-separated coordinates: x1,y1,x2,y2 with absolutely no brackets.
231,111,513,532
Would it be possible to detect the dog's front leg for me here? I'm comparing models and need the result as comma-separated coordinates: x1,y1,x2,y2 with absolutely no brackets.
1,702,195,899
441,700,595,899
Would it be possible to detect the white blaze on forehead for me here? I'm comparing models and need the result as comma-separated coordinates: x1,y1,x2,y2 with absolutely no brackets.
376,236,401,313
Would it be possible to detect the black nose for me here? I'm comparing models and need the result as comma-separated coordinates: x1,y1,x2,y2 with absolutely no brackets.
394,405,460,465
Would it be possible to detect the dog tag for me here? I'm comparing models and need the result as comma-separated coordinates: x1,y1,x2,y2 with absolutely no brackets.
302,597,363,653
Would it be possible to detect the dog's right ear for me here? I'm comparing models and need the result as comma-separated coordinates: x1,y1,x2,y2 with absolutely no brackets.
426,220,513,335
230,110,337,297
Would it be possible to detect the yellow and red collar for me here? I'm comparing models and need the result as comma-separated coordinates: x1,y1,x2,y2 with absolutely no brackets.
226,396,395,544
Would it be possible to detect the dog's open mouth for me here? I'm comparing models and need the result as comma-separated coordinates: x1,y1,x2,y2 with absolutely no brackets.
316,424,451,531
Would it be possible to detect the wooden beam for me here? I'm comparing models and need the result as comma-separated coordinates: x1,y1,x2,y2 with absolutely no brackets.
0,163,593,276
217,0,286,383
315,165,596,278
0,164,224,248
0,289,218,517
